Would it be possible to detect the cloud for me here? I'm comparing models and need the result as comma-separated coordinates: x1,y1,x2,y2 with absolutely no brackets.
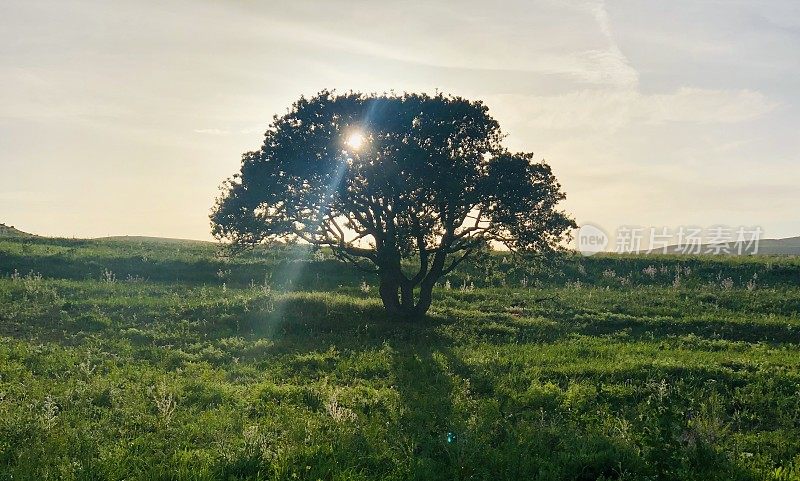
238,0,640,89
642,88,777,124
239,126,264,134
585,0,639,89
193,128,231,135
486,87,777,132
193,126,264,136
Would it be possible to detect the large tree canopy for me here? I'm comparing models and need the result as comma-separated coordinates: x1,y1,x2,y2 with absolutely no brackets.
211,91,575,317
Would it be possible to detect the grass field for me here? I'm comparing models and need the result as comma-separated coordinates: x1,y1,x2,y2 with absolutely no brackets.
1,236,799,480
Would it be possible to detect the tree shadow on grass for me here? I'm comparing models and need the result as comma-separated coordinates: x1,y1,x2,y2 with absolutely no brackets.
0,285,768,480
387,339,652,480
387,338,763,481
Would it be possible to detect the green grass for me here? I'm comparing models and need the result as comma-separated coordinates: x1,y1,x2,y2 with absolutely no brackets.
1,237,799,480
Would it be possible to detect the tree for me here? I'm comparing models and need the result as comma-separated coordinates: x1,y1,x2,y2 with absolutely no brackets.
211,91,575,318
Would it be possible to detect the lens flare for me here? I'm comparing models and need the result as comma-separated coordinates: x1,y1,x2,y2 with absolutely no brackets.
345,132,366,150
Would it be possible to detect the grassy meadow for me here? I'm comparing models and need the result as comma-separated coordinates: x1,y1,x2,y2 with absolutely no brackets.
1,236,799,480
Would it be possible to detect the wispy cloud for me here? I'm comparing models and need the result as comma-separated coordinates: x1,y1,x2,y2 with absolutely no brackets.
238,0,641,89
193,128,230,135
642,88,777,124
487,88,777,132
193,126,263,136
586,0,639,89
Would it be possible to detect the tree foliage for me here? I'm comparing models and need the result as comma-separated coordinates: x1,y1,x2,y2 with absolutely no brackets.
211,91,575,317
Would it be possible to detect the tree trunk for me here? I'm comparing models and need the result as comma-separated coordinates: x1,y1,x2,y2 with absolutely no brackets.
378,270,441,320
378,273,425,320
376,243,448,319
378,272,402,315
400,281,414,310
410,247,447,318
413,281,435,317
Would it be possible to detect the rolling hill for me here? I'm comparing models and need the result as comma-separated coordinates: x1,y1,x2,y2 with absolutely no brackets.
653,236,800,256
0,223,35,238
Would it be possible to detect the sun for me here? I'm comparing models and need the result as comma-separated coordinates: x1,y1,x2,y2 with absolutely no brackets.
344,131,366,150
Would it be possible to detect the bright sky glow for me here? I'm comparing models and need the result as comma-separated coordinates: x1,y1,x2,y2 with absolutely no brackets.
1,1,798,240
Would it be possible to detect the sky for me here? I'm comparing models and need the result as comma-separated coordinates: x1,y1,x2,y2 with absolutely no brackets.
1,0,799,242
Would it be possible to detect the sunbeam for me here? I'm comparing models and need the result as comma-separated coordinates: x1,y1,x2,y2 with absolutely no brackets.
265,104,379,323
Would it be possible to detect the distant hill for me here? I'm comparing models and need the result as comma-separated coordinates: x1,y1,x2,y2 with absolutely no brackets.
651,236,800,256
749,237,800,255
0,227,212,245
0,223,35,238
96,235,213,245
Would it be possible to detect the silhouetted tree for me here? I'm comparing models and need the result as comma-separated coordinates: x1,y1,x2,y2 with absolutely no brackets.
211,91,575,318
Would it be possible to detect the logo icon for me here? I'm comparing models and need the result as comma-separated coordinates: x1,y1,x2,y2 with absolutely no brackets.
576,223,608,256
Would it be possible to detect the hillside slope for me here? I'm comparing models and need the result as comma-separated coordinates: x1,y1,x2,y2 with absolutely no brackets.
0,223,34,238
653,236,800,256
96,235,213,245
